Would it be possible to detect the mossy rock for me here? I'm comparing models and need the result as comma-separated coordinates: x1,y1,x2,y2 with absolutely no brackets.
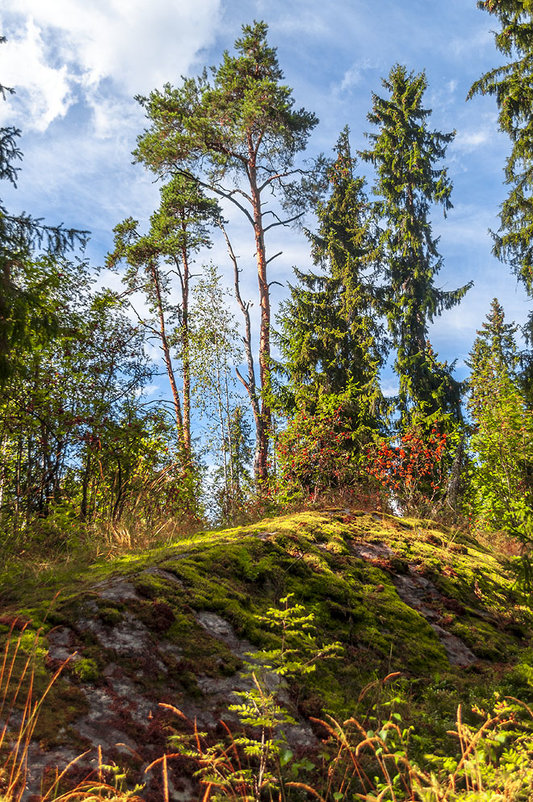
0,508,531,798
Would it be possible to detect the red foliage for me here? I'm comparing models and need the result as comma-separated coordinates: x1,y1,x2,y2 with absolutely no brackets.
275,406,356,500
365,427,448,513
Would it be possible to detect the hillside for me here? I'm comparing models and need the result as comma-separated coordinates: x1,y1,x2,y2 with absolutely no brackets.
1,508,533,800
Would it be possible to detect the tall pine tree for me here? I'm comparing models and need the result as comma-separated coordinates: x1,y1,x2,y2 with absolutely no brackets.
135,21,318,482
361,65,471,429
107,174,218,459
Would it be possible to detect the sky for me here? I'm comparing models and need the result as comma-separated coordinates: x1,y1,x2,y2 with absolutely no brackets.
0,0,529,401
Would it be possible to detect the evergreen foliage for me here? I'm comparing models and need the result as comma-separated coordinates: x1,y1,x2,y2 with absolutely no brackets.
134,20,319,481
467,297,521,420
3,14,532,554
277,127,384,436
361,65,472,428
469,2,533,300
6,11,533,798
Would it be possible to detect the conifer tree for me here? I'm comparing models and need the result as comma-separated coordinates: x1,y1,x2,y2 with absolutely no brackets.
134,21,318,482
107,174,218,458
467,297,520,420
467,298,533,541
361,65,471,428
469,2,533,300
277,128,384,435
469,2,533,393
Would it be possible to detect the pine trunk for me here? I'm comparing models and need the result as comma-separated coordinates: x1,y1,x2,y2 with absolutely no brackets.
250,164,271,483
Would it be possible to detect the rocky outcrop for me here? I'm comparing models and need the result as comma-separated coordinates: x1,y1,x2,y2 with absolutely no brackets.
1,509,530,799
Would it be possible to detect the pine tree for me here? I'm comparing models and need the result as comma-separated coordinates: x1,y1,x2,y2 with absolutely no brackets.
107,174,219,458
134,20,318,482
361,65,471,428
277,128,384,433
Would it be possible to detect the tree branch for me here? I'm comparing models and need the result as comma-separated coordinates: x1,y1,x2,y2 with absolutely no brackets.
263,211,304,233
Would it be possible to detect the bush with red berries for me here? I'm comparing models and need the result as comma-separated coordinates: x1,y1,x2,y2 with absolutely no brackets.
365,426,449,515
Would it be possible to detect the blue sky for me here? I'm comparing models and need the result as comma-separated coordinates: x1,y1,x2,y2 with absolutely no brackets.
0,0,529,400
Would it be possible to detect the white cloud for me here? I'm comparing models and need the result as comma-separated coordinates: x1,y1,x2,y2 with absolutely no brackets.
453,128,490,150
449,26,493,57
271,11,328,37
0,18,73,131
381,381,399,399
0,0,222,133
338,58,377,93
340,64,364,92
447,79,458,95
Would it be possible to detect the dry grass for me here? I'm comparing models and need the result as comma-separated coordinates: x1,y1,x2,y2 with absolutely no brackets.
0,622,73,801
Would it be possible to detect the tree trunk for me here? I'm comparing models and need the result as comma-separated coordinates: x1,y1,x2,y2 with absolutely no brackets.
180,235,192,455
150,264,186,451
220,223,263,482
249,162,271,483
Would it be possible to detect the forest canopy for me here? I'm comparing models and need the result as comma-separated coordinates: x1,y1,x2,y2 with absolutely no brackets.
0,4,532,563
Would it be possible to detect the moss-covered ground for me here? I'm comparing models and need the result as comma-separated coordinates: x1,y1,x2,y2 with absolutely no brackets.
1,508,532,796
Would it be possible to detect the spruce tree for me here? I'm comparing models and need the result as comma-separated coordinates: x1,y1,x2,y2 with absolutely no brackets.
468,2,533,394
277,128,384,433
467,298,533,542
467,297,520,420
361,65,471,428
469,2,533,297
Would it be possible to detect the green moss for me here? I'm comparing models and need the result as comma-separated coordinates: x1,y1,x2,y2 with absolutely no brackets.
72,657,100,683
1,506,532,776
97,604,124,626
449,617,516,661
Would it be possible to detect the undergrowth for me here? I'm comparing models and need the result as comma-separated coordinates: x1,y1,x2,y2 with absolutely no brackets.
2,601,533,801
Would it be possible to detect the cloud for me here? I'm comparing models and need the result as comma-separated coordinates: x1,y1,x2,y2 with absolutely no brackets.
0,18,73,131
337,58,378,94
453,128,490,151
381,381,399,399
0,0,222,134
449,26,493,57
447,79,458,95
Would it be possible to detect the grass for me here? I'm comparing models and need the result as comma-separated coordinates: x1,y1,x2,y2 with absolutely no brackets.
0,622,74,801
